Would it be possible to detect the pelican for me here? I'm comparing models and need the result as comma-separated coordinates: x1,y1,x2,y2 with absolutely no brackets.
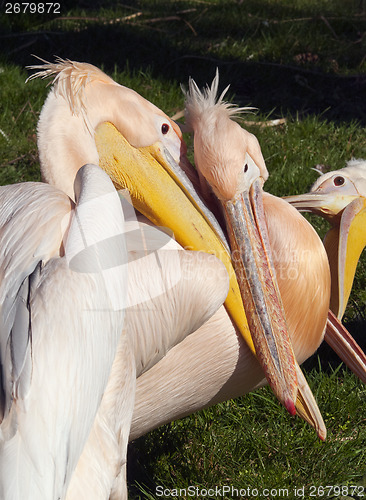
26,61,366,498
286,159,366,381
0,164,128,499
128,75,335,440
112,76,366,498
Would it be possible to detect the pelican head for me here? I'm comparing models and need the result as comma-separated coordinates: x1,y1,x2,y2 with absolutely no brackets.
183,72,298,415
28,58,186,197
286,159,366,320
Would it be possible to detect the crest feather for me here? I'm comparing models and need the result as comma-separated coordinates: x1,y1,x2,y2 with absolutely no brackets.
26,56,114,116
183,69,254,131
346,158,366,169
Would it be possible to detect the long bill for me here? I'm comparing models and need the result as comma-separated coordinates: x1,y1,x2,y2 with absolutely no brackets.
326,197,366,319
222,180,298,415
95,122,324,435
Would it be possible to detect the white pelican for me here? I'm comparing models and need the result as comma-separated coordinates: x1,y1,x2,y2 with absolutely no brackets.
1,90,229,499
0,164,128,499
22,59,234,500
128,73,334,440
286,159,366,381
118,76,366,498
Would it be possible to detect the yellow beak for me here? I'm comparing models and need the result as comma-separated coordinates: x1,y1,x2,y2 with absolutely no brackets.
327,197,366,319
95,121,325,438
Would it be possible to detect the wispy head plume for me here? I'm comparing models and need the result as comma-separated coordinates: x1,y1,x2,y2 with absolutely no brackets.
27,56,114,118
182,68,255,132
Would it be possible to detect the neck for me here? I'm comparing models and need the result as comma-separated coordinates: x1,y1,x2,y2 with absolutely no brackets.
37,89,100,200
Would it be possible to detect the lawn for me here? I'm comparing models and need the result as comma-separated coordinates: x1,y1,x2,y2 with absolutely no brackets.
1,1,366,498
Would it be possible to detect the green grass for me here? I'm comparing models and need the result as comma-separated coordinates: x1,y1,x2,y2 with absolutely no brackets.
1,1,366,498
129,370,366,499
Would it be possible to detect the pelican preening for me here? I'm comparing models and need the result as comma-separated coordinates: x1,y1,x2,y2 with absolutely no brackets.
0,58,365,499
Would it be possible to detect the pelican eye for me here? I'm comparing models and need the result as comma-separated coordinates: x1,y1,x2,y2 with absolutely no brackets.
333,176,345,187
244,163,249,173
161,123,170,134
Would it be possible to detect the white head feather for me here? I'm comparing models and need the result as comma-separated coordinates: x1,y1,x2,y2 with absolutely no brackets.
183,68,254,133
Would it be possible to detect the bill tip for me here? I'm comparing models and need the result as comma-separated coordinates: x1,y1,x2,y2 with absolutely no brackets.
285,399,297,416
318,430,327,441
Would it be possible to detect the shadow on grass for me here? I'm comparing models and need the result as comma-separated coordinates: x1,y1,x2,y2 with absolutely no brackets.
127,424,189,499
1,1,366,125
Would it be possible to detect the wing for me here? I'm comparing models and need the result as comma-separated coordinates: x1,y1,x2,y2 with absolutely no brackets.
0,166,127,499
0,182,72,423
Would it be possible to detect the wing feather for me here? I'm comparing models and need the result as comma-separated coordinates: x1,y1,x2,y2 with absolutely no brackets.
0,183,72,421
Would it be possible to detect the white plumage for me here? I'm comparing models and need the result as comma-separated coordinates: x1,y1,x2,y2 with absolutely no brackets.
0,165,127,499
